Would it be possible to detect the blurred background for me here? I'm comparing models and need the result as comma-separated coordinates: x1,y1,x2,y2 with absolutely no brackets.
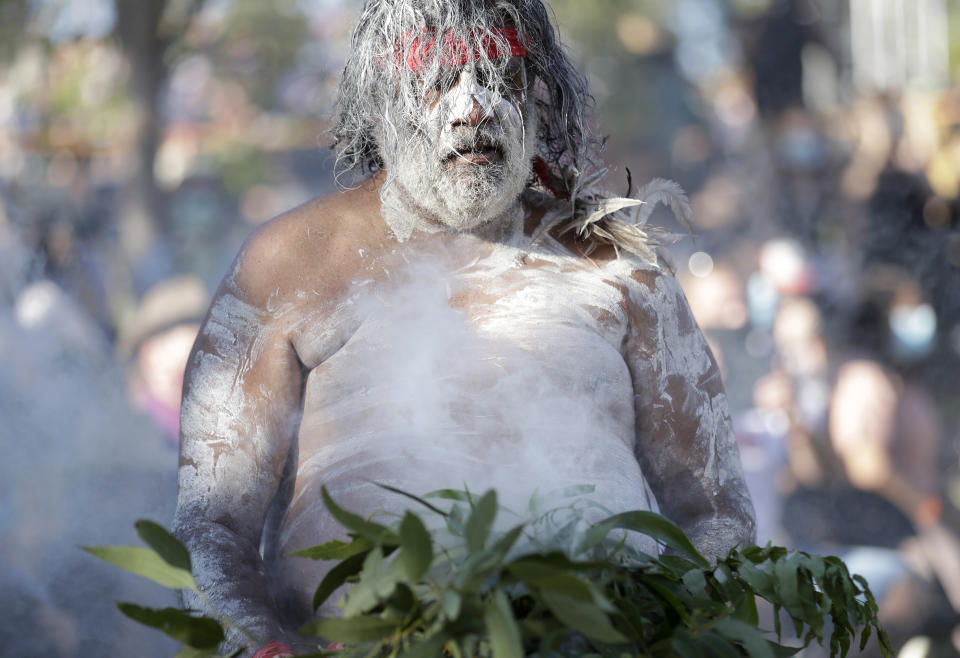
0,0,958,655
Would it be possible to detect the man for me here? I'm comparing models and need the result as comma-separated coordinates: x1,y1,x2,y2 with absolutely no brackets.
173,1,756,654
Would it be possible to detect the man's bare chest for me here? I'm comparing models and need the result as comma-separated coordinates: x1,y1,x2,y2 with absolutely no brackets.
288,247,638,447
291,245,632,375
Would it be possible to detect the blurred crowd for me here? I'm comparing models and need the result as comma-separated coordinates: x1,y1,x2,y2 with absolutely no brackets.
0,0,958,656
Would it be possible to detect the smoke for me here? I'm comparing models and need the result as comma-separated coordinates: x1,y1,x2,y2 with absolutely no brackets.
0,223,179,656
294,241,660,570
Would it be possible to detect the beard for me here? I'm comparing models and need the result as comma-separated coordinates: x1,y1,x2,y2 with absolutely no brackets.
379,84,539,236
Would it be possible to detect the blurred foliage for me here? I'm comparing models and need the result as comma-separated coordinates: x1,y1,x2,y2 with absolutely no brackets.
201,0,310,109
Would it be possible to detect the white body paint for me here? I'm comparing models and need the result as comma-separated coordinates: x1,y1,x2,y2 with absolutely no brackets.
246,206,725,618
175,193,753,639
381,64,537,242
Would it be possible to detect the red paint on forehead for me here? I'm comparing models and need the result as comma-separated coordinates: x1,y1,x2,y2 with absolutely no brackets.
399,27,531,71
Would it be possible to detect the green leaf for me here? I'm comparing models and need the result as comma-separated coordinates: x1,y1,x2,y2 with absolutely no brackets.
302,615,399,644
769,643,803,657
117,603,223,649
465,490,498,552
446,503,467,536
322,487,397,546
735,560,775,599
732,592,759,626
579,511,709,567
313,550,370,612
773,555,800,608
399,513,433,581
397,634,452,658
714,619,776,658
539,588,627,644
135,521,192,573
83,546,196,590
696,631,743,658
173,647,220,658
743,545,788,563
290,537,373,561
424,489,472,502
484,589,523,658
374,482,450,516
859,624,872,652
341,547,402,617
441,589,463,621
670,628,705,658
488,524,526,561
682,569,708,596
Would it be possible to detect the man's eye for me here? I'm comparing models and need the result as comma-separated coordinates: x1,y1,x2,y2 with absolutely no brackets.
433,70,458,94
504,63,525,92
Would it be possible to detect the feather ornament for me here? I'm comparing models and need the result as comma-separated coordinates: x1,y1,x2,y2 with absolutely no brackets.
545,171,695,263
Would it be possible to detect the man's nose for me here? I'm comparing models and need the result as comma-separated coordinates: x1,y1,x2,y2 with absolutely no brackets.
451,94,489,129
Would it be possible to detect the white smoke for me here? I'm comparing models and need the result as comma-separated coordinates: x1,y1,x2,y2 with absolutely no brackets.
0,225,180,657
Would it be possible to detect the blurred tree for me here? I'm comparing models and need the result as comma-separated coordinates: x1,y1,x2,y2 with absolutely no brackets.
547,0,670,160
0,0,29,61
112,0,204,258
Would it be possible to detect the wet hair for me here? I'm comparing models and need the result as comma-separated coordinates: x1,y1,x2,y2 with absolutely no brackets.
330,0,596,186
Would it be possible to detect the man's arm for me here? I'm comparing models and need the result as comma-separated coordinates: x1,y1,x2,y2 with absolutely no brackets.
173,228,305,649
623,267,755,557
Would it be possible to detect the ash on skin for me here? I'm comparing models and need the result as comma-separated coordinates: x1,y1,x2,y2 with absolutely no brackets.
173,2,756,654
380,58,539,241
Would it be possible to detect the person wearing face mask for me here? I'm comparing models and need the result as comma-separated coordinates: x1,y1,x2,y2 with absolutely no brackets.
172,2,756,655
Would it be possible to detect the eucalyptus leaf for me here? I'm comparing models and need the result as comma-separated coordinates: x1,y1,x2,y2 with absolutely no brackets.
732,592,760,627
313,550,370,612
84,546,196,590
539,588,627,644
399,512,433,581
442,589,462,621
374,482,450,516
136,521,192,573
669,628,704,658
290,537,373,561
579,511,709,567
695,631,743,658
423,489,472,502
322,487,397,546
714,619,776,658
341,547,401,617
117,603,223,649
464,490,498,552
302,615,399,644
397,633,452,658
484,588,524,658
172,647,219,658
488,524,526,562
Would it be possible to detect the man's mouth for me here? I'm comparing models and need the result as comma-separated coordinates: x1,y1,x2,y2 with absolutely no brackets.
446,141,504,166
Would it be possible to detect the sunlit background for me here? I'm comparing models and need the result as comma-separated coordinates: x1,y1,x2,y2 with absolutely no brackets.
1,0,959,656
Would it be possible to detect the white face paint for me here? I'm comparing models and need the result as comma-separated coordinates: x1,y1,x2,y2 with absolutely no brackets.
380,59,538,240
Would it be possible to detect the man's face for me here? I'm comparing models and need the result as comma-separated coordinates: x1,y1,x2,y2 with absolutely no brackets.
383,55,539,232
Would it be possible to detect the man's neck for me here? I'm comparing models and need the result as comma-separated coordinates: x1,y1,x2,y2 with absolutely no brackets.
378,172,527,245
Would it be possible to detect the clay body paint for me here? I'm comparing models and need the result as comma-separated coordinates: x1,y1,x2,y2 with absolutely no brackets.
176,196,750,629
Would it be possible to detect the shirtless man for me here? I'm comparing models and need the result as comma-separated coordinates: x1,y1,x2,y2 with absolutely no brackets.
173,0,756,654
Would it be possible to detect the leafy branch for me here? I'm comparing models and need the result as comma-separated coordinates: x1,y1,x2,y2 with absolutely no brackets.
85,487,892,657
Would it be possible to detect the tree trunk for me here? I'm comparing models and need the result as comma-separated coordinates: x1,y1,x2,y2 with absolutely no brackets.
113,0,171,262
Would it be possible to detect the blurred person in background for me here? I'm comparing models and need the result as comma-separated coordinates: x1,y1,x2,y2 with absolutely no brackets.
120,275,208,448
768,268,960,655
0,220,181,657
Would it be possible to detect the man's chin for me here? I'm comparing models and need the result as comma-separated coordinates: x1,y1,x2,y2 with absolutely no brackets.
434,174,523,230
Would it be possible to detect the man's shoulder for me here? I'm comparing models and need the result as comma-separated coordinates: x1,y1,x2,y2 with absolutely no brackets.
227,181,386,306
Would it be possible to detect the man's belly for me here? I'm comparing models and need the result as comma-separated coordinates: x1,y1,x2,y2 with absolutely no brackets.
272,252,657,617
